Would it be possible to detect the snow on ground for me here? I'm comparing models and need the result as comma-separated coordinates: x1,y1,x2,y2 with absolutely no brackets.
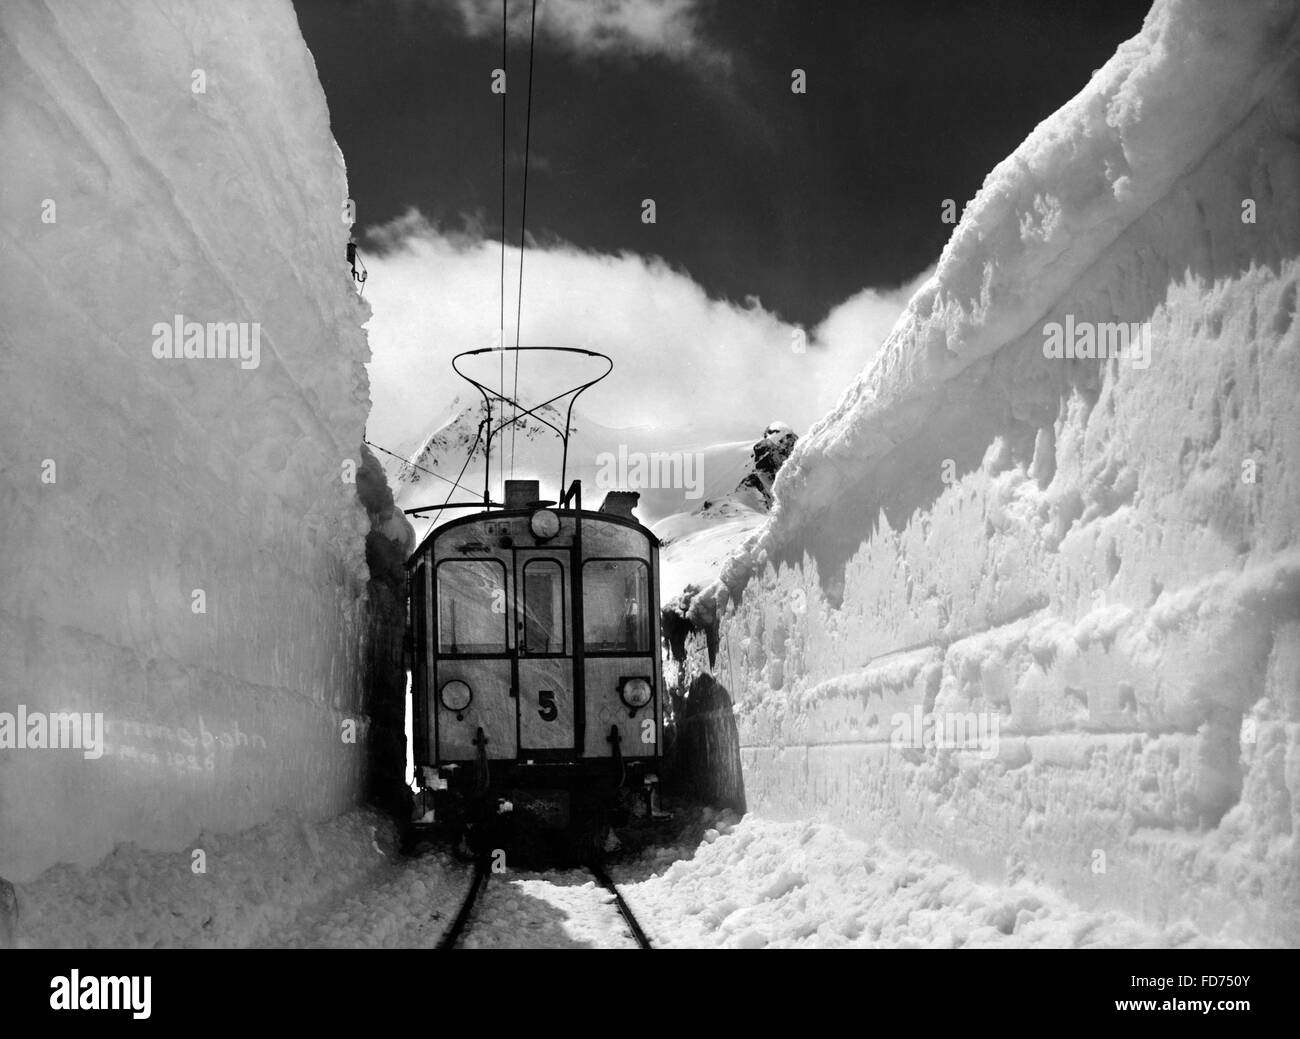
16,809,401,949
11,799,1233,948
260,848,471,949
613,809,1223,950
459,869,639,949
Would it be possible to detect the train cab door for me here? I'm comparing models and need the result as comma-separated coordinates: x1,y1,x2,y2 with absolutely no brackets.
514,552,575,755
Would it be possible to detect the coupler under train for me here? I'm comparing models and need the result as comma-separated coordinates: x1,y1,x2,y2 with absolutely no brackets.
406,749,666,866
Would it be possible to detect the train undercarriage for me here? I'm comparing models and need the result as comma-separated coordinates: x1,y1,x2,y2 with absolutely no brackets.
406,753,670,866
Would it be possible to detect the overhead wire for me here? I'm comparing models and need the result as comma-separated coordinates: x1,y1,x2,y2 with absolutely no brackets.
421,0,541,517
510,0,539,481
497,0,508,506
426,418,487,529
363,439,473,494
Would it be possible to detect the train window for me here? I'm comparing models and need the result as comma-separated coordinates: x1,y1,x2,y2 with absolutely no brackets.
582,559,650,653
522,560,564,654
436,560,507,654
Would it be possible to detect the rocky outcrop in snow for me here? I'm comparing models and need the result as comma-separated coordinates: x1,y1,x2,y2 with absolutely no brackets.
734,421,798,510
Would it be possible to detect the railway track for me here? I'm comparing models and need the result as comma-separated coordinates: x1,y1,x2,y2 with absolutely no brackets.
436,860,490,950
438,859,652,949
586,860,653,950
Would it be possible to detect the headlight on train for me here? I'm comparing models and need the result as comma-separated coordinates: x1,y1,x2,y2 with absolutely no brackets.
619,676,653,710
439,680,472,713
529,508,560,540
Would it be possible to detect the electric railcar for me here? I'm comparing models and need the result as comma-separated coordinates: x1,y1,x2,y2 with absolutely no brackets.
406,476,665,837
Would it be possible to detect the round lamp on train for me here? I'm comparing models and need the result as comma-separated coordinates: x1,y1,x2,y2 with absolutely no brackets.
529,508,560,540
439,680,473,716
619,676,652,712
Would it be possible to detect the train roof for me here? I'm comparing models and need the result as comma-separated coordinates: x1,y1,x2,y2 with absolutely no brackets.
405,506,660,569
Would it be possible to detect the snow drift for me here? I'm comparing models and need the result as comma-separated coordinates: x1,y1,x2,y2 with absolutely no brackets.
0,0,410,884
681,0,1300,944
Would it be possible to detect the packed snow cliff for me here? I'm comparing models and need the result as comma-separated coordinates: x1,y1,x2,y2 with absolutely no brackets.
678,0,1300,945
0,0,411,883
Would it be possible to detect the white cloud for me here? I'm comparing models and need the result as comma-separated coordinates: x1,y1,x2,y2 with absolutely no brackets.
448,0,718,63
361,208,929,461
811,280,933,364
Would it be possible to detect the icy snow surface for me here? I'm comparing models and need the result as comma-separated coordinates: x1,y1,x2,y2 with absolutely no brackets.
674,0,1300,945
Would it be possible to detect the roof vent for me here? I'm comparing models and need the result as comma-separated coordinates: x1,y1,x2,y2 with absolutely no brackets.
504,480,540,509
598,490,640,520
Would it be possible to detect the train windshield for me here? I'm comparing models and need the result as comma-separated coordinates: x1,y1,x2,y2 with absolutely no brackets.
437,560,507,654
522,560,564,654
582,559,650,652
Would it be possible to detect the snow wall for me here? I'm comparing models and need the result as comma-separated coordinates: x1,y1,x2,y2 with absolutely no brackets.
684,0,1300,945
0,0,411,883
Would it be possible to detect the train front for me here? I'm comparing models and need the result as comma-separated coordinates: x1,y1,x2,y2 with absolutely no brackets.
407,480,664,852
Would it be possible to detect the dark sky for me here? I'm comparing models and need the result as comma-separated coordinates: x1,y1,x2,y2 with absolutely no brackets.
295,0,1149,328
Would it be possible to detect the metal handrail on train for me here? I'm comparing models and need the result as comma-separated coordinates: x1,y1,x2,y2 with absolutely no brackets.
450,346,613,509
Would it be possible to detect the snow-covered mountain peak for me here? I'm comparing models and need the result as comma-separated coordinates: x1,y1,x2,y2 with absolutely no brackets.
654,421,800,602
